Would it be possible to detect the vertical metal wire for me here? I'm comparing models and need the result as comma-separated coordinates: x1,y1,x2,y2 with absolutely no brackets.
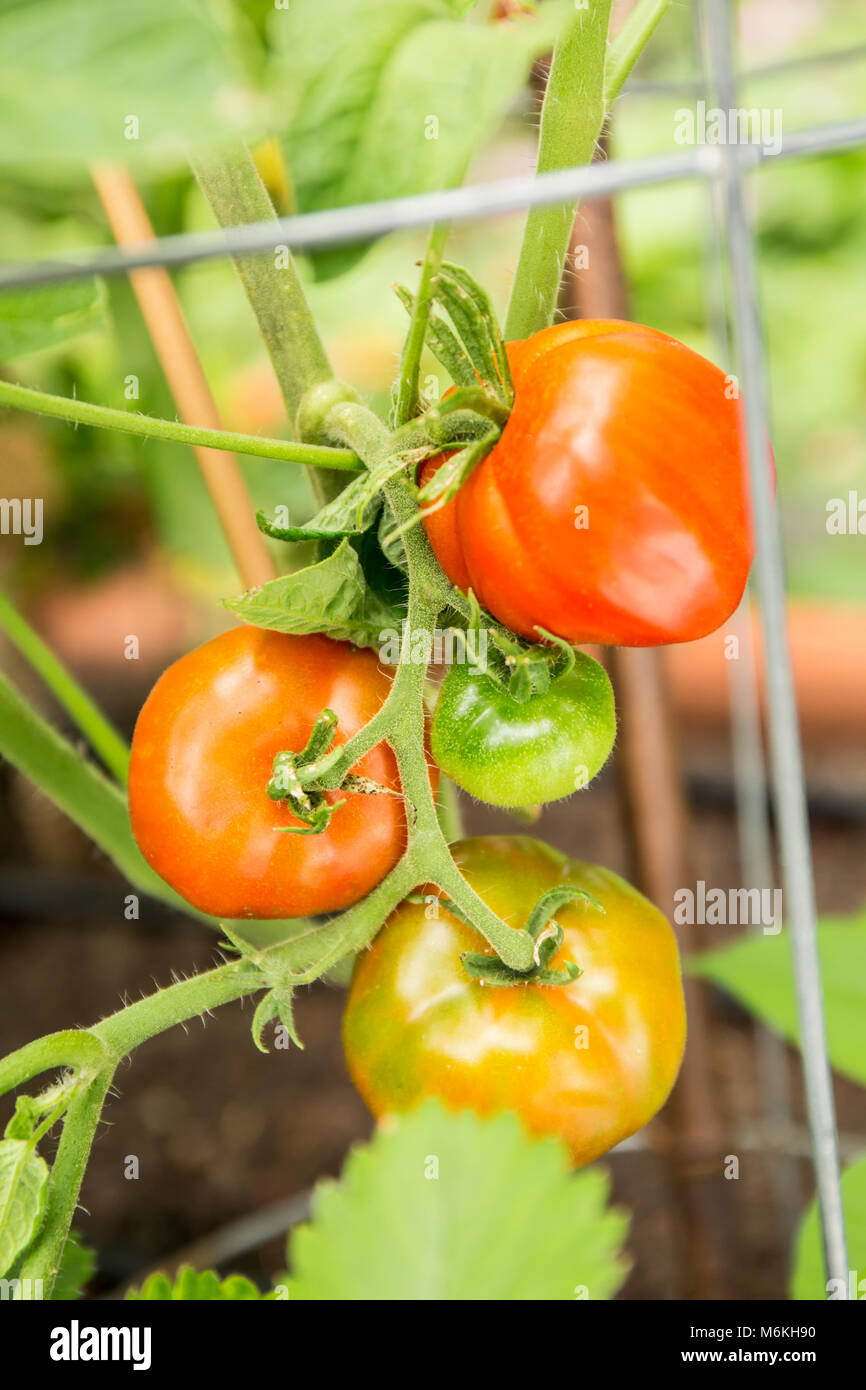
705,0,849,1292
694,0,803,1244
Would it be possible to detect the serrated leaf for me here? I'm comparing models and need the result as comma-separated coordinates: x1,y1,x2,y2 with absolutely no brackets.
276,0,568,278
0,0,261,176
52,1232,96,1301
224,539,394,651
790,1157,866,1300
0,1139,49,1277
287,1101,629,1300
126,1265,269,1301
689,907,866,1088
0,279,103,361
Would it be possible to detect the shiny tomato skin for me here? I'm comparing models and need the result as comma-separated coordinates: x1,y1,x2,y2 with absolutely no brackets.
430,652,615,807
129,626,423,919
422,319,765,646
343,836,686,1166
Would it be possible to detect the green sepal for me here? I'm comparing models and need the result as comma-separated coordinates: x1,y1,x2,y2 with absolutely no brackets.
458,885,602,988
251,988,304,1054
525,886,604,943
416,426,499,511
267,708,346,834
395,282,477,391
461,951,583,988
433,262,513,406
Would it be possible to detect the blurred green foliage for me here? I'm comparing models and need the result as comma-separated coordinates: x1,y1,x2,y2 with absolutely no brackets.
0,0,863,602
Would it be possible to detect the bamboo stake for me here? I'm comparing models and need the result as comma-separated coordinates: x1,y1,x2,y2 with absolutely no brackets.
91,164,276,590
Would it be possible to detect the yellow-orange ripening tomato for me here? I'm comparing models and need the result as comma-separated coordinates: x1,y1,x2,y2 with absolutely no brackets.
129,626,432,919
343,836,686,1166
421,319,774,647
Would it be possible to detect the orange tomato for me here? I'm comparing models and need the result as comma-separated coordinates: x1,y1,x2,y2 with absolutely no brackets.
343,835,686,1165
422,319,769,646
129,626,426,919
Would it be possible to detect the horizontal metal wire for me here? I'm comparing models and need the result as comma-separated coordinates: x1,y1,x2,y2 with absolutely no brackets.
627,39,866,95
1,115,865,292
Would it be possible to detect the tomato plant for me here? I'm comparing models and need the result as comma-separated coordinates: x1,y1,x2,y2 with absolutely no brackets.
343,836,686,1167
430,650,616,807
128,626,419,919
421,319,770,646
0,0,717,1309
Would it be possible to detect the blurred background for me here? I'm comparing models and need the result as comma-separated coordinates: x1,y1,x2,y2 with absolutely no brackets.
0,0,864,1299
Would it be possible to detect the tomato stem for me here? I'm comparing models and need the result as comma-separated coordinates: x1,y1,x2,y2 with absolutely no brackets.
504,1,672,342
192,143,349,507
0,379,363,472
504,1,612,341
392,222,451,427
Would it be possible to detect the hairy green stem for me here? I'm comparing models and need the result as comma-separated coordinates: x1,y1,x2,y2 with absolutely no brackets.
191,143,348,506
436,775,464,843
504,1,613,341
392,223,450,428
605,0,673,103
0,589,130,783
0,379,361,472
0,1031,109,1100
19,1071,114,1294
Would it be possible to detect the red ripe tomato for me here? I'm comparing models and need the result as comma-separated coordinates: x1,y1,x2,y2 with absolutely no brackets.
343,835,686,1166
129,626,427,919
421,319,770,646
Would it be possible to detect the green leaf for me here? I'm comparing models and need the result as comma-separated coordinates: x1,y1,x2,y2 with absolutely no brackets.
276,0,568,278
790,1157,866,1300
0,666,193,912
0,1139,49,1277
0,280,104,361
689,908,866,1088
0,0,261,176
127,1265,270,1301
287,1101,629,1300
224,539,395,651
258,472,382,543
52,1232,96,1301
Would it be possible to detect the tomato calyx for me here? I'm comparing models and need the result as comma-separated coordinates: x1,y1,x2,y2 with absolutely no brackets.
481,621,578,705
381,262,516,545
266,708,345,834
410,882,603,988
463,883,603,987
266,707,399,835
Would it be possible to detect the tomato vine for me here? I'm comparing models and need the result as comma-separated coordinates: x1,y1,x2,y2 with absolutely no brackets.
0,0,677,1295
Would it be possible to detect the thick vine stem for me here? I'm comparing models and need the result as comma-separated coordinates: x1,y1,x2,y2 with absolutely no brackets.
192,143,348,506
504,1,613,341
308,399,536,972
392,222,450,427
18,1071,114,1292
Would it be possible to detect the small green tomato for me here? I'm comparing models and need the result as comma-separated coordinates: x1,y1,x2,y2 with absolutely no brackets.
430,651,615,808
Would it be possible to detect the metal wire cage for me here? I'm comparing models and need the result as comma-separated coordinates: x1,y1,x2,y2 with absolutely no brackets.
1,0,861,1296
